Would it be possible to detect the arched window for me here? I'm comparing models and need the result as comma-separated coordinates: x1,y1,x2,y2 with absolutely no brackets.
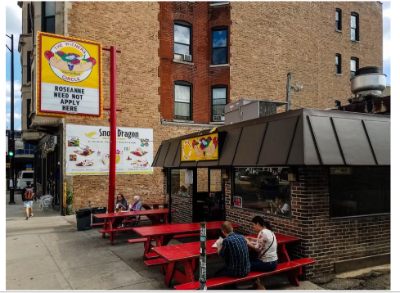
174,21,192,61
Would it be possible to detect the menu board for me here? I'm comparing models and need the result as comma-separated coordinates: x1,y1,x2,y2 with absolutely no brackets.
66,124,153,175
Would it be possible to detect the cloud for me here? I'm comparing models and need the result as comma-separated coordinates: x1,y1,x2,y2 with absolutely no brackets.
6,80,21,105
6,112,22,131
382,1,391,69
6,2,22,37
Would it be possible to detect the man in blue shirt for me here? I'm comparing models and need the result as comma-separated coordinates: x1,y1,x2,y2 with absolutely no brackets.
216,221,251,278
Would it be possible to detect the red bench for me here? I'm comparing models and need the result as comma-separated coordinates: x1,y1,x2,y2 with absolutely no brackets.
174,258,315,290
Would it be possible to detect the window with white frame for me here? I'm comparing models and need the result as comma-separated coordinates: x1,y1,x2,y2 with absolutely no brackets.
174,22,192,61
174,82,192,121
212,86,227,122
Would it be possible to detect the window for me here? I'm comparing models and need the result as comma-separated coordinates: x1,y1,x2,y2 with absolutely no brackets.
174,22,192,57
212,86,227,122
234,167,291,217
335,8,342,31
174,81,192,120
350,12,359,41
335,53,342,74
27,51,31,83
212,28,228,65
209,1,230,6
27,4,32,33
350,57,359,78
330,167,390,217
42,2,55,33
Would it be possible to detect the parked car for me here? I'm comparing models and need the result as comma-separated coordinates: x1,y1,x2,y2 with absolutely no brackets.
16,170,34,190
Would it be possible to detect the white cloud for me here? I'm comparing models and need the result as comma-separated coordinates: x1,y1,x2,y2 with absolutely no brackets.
6,1,22,37
6,80,21,105
6,112,21,131
383,39,391,61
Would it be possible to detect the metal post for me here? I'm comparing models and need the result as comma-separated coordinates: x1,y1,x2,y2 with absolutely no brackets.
286,72,292,112
7,34,16,204
108,46,117,212
199,222,207,290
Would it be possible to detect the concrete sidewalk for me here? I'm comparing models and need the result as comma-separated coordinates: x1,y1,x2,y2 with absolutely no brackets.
6,191,321,290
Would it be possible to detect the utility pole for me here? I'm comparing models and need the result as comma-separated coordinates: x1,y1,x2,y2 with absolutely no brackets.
6,34,16,204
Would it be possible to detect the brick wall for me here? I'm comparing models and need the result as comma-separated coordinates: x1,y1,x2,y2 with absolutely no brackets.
66,2,204,210
159,2,230,123
225,167,390,278
230,2,382,109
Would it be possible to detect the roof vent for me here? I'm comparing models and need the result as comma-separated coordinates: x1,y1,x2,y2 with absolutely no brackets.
351,66,386,99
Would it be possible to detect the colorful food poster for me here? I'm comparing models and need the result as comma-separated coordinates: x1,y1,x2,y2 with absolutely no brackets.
181,133,219,161
66,124,153,175
37,32,102,117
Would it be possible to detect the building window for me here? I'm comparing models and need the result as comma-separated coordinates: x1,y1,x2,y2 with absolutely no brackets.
335,8,342,31
350,57,359,78
42,2,56,33
27,51,31,83
27,4,32,33
209,1,230,6
335,53,342,74
350,12,359,41
234,167,291,217
330,167,390,217
212,86,227,122
174,22,192,61
174,81,192,121
212,27,228,65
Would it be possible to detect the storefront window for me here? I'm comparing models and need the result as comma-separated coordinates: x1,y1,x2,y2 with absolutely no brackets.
330,167,390,217
171,169,193,198
234,167,291,217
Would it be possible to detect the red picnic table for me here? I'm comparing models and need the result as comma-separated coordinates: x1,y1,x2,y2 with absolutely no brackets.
152,232,300,287
94,208,169,244
132,221,238,259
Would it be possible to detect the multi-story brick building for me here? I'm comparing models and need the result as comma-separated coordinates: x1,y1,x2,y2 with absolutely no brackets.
17,1,383,220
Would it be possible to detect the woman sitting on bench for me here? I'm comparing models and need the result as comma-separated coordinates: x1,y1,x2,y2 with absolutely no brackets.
246,216,278,289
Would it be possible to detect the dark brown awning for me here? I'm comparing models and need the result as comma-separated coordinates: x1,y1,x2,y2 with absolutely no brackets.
152,108,390,168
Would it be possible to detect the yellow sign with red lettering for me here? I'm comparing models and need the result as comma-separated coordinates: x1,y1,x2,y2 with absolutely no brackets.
37,32,102,117
181,133,219,161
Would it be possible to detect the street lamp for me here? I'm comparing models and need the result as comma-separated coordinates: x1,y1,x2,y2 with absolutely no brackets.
6,33,16,204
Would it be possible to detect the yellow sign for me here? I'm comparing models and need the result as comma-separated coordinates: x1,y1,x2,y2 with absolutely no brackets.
37,32,102,117
181,133,219,161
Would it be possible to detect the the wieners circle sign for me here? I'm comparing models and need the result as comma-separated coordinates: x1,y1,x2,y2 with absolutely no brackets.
37,32,102,117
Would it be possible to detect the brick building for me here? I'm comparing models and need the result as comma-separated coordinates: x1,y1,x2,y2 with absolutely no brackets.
17,1,383,219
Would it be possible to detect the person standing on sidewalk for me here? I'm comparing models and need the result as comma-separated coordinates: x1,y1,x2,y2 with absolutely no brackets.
22,181,35,220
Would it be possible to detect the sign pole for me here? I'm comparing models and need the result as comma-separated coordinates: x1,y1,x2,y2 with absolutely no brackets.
108,46,117,212
199,222,207,290
6,34,16,204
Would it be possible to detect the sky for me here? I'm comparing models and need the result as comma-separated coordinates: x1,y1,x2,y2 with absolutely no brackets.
4,1,392,131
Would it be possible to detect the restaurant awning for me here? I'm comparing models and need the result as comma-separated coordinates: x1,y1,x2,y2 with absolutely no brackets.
152,108,390,167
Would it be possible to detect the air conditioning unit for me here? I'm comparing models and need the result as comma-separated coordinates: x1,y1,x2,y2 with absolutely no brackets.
183,54,192,62
213,115,225,122
174,53,192,62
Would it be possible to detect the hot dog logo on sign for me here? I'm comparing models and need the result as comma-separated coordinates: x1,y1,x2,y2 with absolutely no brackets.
37,32,102,117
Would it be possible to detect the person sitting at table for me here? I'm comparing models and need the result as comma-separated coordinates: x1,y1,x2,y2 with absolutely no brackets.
115,193,128,212
215,221,251,284
126,195,143,226
129,195,142,211
245,216,278,289
114,193,128,228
